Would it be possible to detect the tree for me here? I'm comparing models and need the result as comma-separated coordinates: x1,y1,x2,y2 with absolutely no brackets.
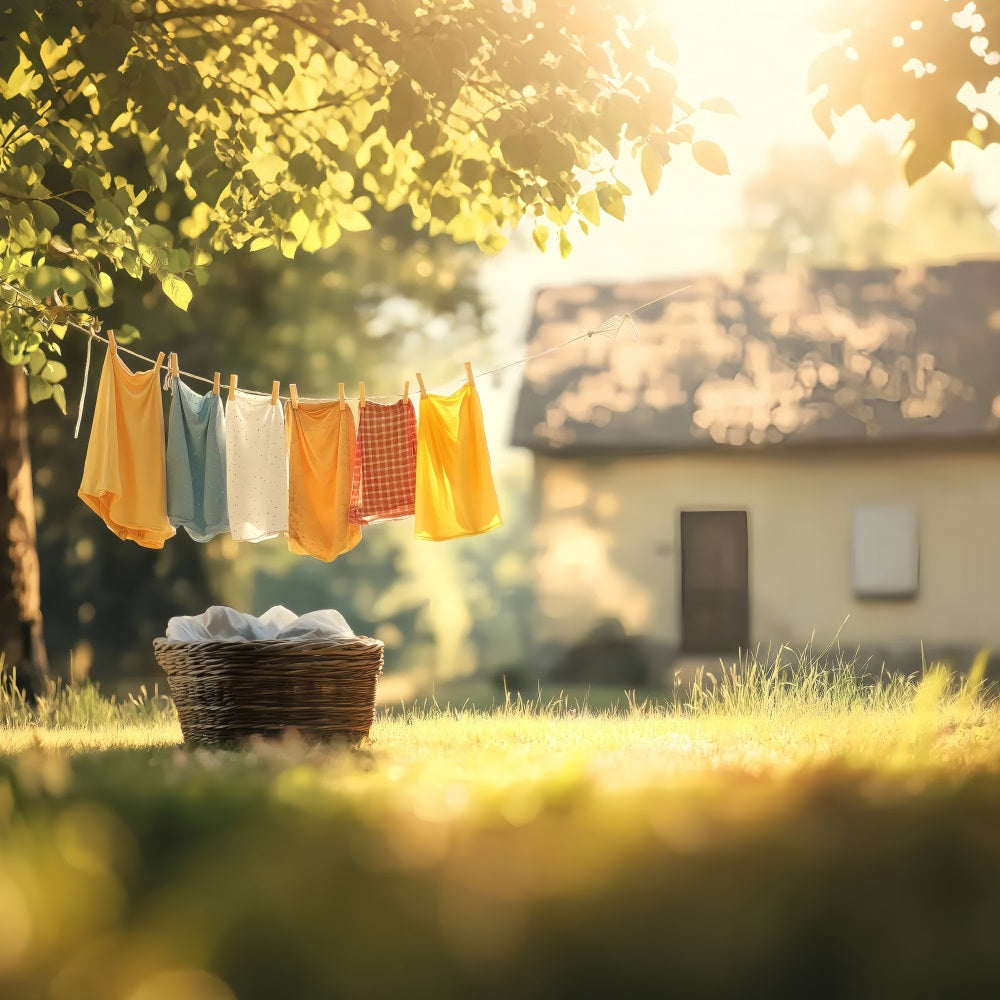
0,363,48,696
1,0,727,363
737,135,1000,272
810,0,1000,184
1,1,731,689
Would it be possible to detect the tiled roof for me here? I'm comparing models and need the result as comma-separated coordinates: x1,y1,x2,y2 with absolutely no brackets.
511,259,1000,453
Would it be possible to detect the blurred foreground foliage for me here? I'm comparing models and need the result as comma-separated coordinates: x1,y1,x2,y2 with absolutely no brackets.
2,653,1000,997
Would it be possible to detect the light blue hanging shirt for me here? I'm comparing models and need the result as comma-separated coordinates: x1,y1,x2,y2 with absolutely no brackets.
166,379,229,542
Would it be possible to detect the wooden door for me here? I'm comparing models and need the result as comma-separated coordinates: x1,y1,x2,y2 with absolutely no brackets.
680,510,749,654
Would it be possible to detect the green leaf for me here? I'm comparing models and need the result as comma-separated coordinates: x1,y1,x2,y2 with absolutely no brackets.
537,133,574,176
501,131,542,171
532,224,550,252
558,228,571,259
72,165,105,199
109,109,133,132
139,224,173,249
51,383,66,414
459,159,487,188
161,273,192,310
270,59,295,95
288,152,324,187
42,360,68,383
385,80,427,142
27,374,53,403
597,184,625,221
31,201,59,232
120,248,143,279
335,202,372,232
577,190,601,226
167,248,191,273
692,140,730,176
812,98,835,139
700,97,740,116
249,152,285,185
93,271,114,307
641,144,663,195
27,350,46,376
904,136,946,186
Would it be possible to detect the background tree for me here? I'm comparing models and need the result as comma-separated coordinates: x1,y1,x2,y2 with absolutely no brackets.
811,0,999,183
737,135,1000,272
2,1,730,690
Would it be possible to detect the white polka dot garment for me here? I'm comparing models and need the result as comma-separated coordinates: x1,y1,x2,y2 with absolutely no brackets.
225,389,289,542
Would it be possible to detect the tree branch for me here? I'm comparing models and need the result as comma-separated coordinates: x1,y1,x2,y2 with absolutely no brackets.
137,2,390,80
137,3,345,52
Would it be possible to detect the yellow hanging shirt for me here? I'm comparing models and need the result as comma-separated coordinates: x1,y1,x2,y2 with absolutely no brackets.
78,337,175,548
286,400,362,561
415,380,502,540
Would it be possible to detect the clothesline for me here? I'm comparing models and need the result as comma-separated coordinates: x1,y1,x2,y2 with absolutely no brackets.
0,275,692,403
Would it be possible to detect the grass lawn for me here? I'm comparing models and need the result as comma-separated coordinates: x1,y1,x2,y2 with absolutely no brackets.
2,648,1000,998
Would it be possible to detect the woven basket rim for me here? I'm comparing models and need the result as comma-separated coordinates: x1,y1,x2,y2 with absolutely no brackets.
153,635,384,651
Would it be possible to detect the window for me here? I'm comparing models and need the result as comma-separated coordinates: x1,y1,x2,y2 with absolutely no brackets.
851,503,918,599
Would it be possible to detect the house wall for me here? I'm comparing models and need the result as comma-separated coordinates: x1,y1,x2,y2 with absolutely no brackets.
530,445,1000,672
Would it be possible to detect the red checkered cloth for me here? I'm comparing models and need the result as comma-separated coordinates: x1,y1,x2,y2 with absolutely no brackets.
349,399,417,524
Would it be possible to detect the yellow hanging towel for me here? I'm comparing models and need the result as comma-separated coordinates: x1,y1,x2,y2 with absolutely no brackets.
415,379,502,540
78,335,175,548
286,400,362,561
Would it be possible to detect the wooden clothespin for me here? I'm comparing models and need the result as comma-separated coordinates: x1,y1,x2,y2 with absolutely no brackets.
464,361,474,385
228,374,238,398
416,372,427,398
212,372,221,396
270,380,280,406
402,380,409,404
289,384,299,409
170,352,180,380
337,382,345,411
107,329,117,350
358,382,366,409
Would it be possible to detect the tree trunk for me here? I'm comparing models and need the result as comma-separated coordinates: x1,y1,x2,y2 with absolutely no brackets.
0,363,49,699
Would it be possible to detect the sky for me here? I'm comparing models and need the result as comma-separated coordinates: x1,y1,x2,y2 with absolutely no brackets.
476,0,1000,455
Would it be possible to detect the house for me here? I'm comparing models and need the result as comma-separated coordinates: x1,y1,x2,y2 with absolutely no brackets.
511,259,1000,680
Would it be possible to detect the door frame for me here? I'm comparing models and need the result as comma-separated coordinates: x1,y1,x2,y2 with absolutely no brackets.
678,507,751,655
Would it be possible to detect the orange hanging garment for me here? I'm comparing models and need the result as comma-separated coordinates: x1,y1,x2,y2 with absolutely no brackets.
78,334,175,548
285,399,362,561
415,378,502,540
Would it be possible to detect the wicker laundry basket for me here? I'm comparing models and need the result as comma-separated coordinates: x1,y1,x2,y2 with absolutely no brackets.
153,636,384,747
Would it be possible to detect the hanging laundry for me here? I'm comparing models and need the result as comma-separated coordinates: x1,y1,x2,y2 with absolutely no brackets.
78,335,175,548
349,398,417,524
165,378,229,542
286,399,362,561
415,379,502,540
225,389,288,542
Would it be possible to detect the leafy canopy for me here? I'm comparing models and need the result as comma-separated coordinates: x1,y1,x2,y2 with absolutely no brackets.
810,0,1000,185
0,0,734,407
